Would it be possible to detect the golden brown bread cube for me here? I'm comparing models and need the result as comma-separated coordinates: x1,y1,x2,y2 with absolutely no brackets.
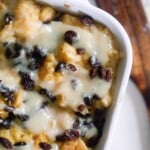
0,110,8,119
10,126,33,143
38,54,62,82
0,126,32,144
15,0,40,21
0,129,14,144
13,90,23,108
61,139,88,150
56,42,82,64
40,6,56,22
13,0,40,41
0,2,7,28
0,24,16,43
62,14,83,27
33,132,51,148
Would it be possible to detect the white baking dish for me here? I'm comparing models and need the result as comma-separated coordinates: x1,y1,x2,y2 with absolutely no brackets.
37,0,133,149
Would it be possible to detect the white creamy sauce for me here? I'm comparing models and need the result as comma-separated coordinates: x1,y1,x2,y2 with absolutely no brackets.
25,109,50,133
0,69,20,90
54,66,111,110
24,92,44,114
14,91,74,140
25,21,112,65
25,106,75,141
51,144,59,150
85,127,98,139
0,4,116,146
45,106,74,140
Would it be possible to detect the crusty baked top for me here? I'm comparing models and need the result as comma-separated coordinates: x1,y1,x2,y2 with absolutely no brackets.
0,0,119,149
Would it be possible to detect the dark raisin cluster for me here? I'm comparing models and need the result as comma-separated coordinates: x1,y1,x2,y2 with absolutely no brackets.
76,48,85,55
53,12,63,21
80,15,94,26
0,112,15,129
14,142,27,146
83,94,100,107
39,142,52,150
55,62,77,72
0,137,13,149
56,129,80,142
27,46,46,70
88,55,112,81
0,112,29,129
72,116,99,147
4,12,14,25
0,81,15,104
73,110,105,148
19,71,35,91
64,30,77,44
38,87,56,103
17,114,29,122
4,43,23,59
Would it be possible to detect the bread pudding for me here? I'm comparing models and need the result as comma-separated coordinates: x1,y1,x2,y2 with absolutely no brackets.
0,0,119,149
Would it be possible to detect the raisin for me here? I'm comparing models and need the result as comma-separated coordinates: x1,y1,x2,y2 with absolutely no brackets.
86,136,99,147
41,101,49,108
88,56,101,68
67,64,77,72
0,84,15,103
98,68,112,81
28,60,39,70
89,68,98,79
93,110,105,129
4,13,14,24
64,129,80,140
55,62,66,72
76,48,85,55
83,121,94,128
73,119,80,129
19,72,35,90
14,142,26,146
1,90,14,102
75,112,90,118
4,106,15,112
5,43,22,59
64,30,77,44
39,88,56,103
0,112,15,129
0,137,13,149
0,119,13,129
32,46,45,58
38,88,47,95
27,46,46,70
80,15,94,26
77,104,85,112
17,114,29,122
39,142,51,150
56,129,80,142
0,119,12,129
53,12,63,21
56,134,66,142
92,94,100,101
84,96,93,106
43,20,51,24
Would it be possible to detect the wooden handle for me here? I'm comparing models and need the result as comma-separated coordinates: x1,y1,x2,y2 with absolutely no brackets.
96,0,150,112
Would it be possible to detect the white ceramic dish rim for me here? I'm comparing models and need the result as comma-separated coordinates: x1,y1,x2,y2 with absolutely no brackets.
37,0,133,149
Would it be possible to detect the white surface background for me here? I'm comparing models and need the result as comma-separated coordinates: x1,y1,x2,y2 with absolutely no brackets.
87,0,150,150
